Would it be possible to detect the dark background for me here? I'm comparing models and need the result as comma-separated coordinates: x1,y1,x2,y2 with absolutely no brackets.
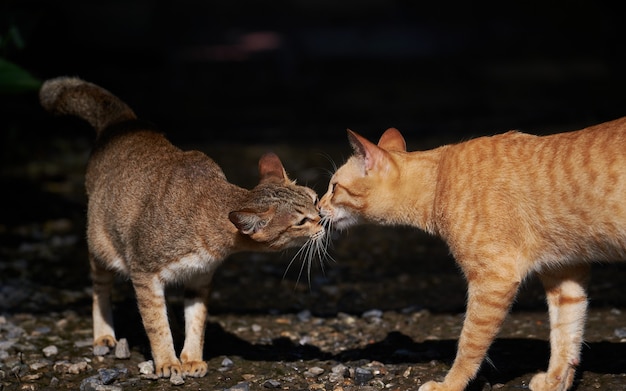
2,0,626,149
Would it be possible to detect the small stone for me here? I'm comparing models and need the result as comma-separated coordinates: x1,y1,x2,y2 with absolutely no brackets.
362,309,383,319
331,364,349,376
98,368,121,385
49,377,60,387
75,339,93,348
114,338,130,359
227,382,250,391
68,361,91,374
308,366,325,375
297,309,312,322
615,327,626,339
22,373,43,381
263,379,281,388
251,324,262,333
93,345,110,356
170,373,185,385
42,345,58,357
328,372,344,383
79,374,101,391
29,359,52,370
221,357,234,367
138,360,154,375
354,367,373,385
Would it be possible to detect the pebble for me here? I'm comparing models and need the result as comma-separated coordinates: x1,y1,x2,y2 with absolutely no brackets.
98,367,127,384
354,367,374,385
263,379,281,388
53,360,92,374
170,372,185,385
307,366,325,376
114,338,130,359
74,339,93,348
137,360,154,375
362,309,383,319
225,382,250,391
29,359,52,370
79,374,124,391
42,345,58,357
297,309,312,322
221,356,234,367
93,344,110,356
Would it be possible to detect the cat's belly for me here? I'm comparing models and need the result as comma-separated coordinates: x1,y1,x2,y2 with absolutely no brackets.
158,249,222,284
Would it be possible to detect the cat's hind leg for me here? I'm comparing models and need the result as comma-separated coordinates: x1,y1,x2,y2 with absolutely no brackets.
90,253,117,352
132,273,182,378
179,275,212,378
529,264,589,391
419,262,520,391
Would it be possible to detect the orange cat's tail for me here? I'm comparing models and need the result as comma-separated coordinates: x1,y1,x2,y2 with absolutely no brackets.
39,76,137,136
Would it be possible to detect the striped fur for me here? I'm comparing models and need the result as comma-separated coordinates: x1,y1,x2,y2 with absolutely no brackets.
319,121,626,391
39,77,325,381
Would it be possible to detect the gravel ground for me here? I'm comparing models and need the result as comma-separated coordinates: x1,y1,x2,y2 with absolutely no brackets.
2,139,626,391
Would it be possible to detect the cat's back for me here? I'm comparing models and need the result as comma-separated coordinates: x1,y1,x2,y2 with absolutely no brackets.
441,116,626,186
86,125,227,191
435,116,626,260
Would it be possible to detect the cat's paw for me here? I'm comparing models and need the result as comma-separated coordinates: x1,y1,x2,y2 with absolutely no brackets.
155,360,183,378
94,334,117,347
93,335,117,356
529,370,574,391
182,360,208,377
418,381,447,391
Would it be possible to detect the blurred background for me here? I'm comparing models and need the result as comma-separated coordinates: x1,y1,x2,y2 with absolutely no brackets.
2,0,626,314
3,0,626,146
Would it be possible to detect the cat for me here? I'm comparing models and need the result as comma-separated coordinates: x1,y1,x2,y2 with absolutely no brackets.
318,121,626,391
39,76,326,380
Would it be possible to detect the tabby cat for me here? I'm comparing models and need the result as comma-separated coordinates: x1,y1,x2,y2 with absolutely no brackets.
39,77,325,380
318,121,626,391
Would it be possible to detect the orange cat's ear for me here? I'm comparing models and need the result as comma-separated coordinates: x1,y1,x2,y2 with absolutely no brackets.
377,128,406,152
229,206,275,235
347,129,389,172
258,152,289,184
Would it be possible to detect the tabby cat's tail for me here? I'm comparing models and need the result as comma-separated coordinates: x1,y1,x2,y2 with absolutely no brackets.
39,76,137,136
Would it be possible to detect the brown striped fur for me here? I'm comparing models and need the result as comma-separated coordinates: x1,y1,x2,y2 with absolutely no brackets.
318,120,626,391
39,77,325,381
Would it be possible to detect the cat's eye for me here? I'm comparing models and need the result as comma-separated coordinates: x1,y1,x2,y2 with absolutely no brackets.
297,217,311,226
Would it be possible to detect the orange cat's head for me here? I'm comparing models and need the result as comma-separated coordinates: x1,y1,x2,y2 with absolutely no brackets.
319,128,407,230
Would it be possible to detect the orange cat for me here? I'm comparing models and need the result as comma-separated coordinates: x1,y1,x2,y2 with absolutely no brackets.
318,119,626,391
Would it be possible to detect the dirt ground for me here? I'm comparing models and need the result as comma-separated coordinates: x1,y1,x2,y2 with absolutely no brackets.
2,139,626,391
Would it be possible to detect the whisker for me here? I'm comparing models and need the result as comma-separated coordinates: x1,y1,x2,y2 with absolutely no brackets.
283,219,337,290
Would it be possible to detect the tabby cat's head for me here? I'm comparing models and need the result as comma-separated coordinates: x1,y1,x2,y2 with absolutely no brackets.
319,128,407,230
229,153,325,250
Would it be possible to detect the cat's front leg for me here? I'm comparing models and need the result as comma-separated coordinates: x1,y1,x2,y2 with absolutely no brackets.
530,264,589,391
132,273,182,378
419,268,520,391
90,254,117,351
179,277,212,378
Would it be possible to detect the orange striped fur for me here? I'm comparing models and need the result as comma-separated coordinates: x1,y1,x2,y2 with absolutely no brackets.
319,119,626,391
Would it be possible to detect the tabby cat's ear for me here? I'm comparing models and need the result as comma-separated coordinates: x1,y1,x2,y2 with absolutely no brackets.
377,128,406,152
347,129,390,172
229,206,276,235
258,152,289,184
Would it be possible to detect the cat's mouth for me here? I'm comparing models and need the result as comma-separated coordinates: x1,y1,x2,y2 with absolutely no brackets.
320,209,358,231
